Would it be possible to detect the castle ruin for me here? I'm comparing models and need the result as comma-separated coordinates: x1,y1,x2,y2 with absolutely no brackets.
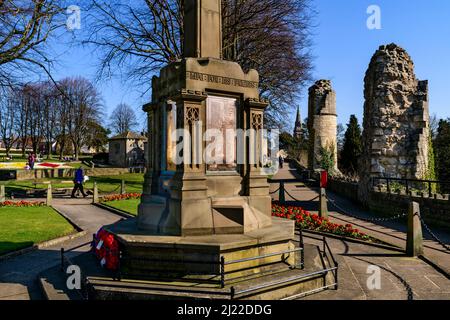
358,44,430,204
307,80,339,172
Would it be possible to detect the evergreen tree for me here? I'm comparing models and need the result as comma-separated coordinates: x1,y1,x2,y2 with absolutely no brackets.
279,132,303,160
340,115,363,175
435,119,450,192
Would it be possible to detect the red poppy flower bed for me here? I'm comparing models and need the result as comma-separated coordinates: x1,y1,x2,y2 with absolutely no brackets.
272,203,372,241
101,193,142,203
0,200,46,207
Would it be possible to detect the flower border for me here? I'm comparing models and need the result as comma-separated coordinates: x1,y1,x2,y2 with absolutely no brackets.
272,203,372,241
101,193,142,203
0,200,46,208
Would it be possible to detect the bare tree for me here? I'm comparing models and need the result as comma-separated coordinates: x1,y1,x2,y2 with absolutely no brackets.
16,86,31,157
41,81,59,158
430,113,439,140
54,79,71,159
61,77,103,160
109,103,139,135
84,0,314,126
0,85,19,156
222,0,313,126
0,0,64,87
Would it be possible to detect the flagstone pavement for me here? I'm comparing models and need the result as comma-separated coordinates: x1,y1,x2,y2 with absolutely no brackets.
0,165,449,300
271,163,450,300
0,200,121,300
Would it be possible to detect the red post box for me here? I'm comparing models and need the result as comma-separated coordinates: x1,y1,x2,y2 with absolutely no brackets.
320,170,328,189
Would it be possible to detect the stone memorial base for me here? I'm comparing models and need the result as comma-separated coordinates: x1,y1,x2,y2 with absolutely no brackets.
84,217,337,300
105,217,294,281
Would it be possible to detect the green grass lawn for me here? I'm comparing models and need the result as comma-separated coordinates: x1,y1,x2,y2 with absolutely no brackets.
2,173,145,195
89,173,144,193
0,206,76,255
103,199,140,216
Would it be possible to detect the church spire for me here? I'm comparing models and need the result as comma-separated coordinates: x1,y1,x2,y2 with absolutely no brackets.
293,106,302,139
295,106,301,125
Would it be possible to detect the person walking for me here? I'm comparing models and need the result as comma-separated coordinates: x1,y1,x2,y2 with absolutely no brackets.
71,166,88,198
28,153,35,170
279,155,284,169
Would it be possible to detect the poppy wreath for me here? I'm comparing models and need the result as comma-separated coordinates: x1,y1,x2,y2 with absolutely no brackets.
101,193,142,203
272,203,371,241
92,227,120,270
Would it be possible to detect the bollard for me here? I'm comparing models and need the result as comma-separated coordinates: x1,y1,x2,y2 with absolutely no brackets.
46,183,52,206
0,185,5,202
279,182,285,203
93,182,99,204
120,180,126,195
406,201,424,257
319,188,328,218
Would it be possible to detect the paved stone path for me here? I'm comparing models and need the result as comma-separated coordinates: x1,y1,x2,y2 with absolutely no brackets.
2,166,449,300
271,163,450,299
0,199,121,300
302,235,450,300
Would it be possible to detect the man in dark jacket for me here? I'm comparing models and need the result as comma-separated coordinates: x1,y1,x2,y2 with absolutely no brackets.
279,156,284,169
71,166,88,198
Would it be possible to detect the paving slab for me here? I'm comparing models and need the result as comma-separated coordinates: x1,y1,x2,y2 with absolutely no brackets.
0,202,122,300
301,235,450,300
271,164,450,277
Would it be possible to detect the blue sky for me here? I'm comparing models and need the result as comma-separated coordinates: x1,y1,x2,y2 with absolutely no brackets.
48,0,450,131
297,0,450,130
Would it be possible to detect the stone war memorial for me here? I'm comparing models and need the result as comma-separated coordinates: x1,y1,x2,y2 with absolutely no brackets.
3,0,450,306
89,0,334,300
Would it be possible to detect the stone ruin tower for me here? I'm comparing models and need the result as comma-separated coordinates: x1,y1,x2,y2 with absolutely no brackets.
307,80,338,172
358,44,430,205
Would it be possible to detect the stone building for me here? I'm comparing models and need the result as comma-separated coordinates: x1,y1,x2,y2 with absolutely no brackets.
307,80,338,172
358,44,430,204
108,132,147,168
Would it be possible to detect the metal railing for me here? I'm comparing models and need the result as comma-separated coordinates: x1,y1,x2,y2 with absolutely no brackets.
230,230,338,300
77,229,340,300
118,230,304,290
372,177,450,198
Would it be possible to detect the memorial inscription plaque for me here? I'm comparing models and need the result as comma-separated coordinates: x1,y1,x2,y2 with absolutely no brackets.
206,95,237,172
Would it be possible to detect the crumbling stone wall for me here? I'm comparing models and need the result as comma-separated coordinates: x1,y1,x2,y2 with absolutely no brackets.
358,44,430,205
307,80,338,172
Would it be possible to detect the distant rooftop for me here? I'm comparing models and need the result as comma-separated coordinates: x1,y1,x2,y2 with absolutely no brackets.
109,131,147,141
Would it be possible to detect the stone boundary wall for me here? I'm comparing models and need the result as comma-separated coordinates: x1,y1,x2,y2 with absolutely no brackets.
12,168,131,181
328,179,360,204
369,191,450,229
328,178,450,229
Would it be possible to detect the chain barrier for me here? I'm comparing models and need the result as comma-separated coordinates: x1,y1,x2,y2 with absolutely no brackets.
269,187,280,195
281,188,320,203
326,195,408,223
269,182,320,202
418,216,450,252
284,189,320,202
97,185,121,195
